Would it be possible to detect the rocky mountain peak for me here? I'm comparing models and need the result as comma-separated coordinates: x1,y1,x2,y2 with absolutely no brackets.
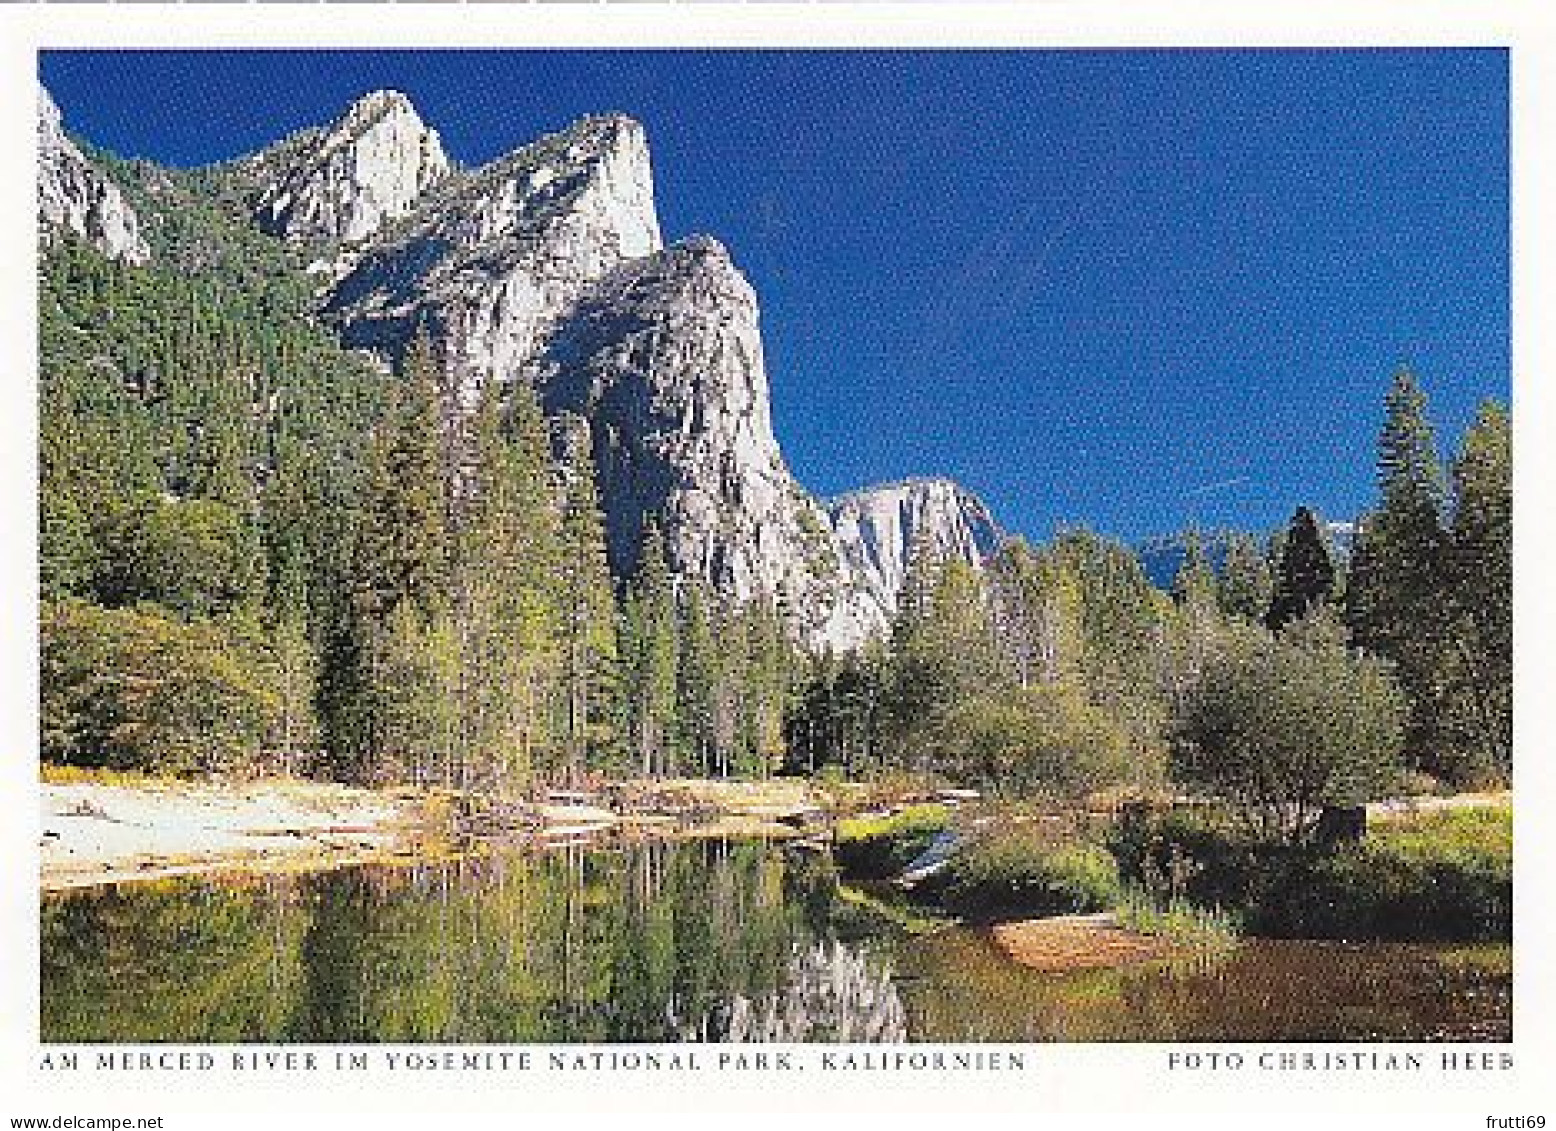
557,235,744,331
323,110,661,407
338,88,420,132
253,88,449,245
533,237,808,594
827,477,1004,623
36,82,150,265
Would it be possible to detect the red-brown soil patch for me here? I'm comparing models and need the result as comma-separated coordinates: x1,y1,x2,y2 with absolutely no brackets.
990,913,1184,972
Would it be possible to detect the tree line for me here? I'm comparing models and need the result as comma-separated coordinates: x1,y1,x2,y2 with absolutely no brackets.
39,179,1508,807
788,368,1510,828
39,224,792,789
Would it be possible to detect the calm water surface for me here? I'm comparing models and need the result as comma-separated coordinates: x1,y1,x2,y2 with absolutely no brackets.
40,838,1510,1043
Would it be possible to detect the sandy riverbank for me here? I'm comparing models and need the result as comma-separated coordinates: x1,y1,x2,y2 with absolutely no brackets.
989,913,1195,972
39,774,840,892
40,777,434,891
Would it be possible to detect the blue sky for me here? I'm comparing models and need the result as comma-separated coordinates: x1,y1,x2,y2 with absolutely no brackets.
39,49,1508,543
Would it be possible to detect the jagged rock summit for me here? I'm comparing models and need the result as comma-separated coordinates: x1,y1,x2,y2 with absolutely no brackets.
41,83,1010,651
321,111,661,408
828,478,1004,628
285,91,1002,648
252,89,449,246
36,82,149,265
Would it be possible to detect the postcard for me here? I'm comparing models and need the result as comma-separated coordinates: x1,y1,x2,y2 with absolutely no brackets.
2,2,1550,1125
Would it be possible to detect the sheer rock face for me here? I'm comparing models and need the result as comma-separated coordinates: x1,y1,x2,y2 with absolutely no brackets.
321,113,662,409
533,238,878,649
37,84,149,265
249,93,1000,649
827,478,1004,625
253,90,449,246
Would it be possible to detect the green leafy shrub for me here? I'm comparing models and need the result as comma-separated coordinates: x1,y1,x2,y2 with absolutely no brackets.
938,826,1121,919
1172,610,1406,845
931,685,1155,799
833,803,949,878
41,598,281,776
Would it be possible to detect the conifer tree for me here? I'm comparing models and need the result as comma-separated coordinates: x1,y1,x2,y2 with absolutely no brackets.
356,332,449,626
557,427,619,783
1217,532,1274,623
502,380,566,783
733,595,789,778
332,331,451,782
39,388,94,600
1446,401,1512,775
451,384,548,788
893,523,943,644
1266,507,1335,632
676,580,719,777
1346,369,1457,773
624,521,680,778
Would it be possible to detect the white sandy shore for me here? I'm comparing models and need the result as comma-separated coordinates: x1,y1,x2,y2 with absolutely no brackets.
40,778,423,891
38,774,835,892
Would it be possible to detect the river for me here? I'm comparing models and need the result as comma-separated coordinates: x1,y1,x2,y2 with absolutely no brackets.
40,836,1510,1043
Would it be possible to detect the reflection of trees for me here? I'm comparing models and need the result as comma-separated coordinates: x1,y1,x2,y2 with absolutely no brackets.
42,874,308,1042
43,840,911,1043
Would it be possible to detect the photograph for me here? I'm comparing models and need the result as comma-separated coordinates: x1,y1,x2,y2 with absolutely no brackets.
32,45,1513,1049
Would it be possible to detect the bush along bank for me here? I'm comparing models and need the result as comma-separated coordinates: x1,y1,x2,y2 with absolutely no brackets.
929,824,1121,919
832,807,1238,952
832,803,950,879
1110,804,1511,942
830,800,1508,946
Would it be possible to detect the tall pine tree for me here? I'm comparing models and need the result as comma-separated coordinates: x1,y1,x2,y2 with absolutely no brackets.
1346,369,1458,776
1266,507,1335,632
623,521,680,778
327,330,450,783
556,426,619,783
1446,400,1512,776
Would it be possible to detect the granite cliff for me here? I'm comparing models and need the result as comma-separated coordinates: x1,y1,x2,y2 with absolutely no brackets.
37,82,149,265
39,84,1006,650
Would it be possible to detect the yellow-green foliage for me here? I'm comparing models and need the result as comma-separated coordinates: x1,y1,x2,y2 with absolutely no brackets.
1369,805,1511,861
41,598,282,777
39,763,165,787
940,824,1121,919
836,802,948,844
833,803,949,877
931,684,1153,799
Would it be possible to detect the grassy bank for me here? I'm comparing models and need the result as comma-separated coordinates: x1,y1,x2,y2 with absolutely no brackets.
1112,803,1511,941
831,796,1508,946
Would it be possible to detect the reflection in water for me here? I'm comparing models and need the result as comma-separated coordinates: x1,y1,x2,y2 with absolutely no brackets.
894,928,1511,1043
40,839,1509,1044
725,941,907,1043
